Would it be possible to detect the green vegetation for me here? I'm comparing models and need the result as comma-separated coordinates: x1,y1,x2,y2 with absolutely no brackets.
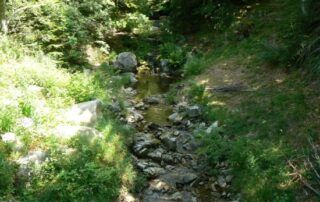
180,0,320,200
0,35,141,200
0,0,319,201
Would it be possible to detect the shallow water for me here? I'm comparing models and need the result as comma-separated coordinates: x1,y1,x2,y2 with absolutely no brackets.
135,72,174,125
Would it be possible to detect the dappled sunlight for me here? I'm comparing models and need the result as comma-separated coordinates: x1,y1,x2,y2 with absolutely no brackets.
209,100,226,106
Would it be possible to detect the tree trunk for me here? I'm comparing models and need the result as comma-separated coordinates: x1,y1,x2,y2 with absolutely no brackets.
0,0,8,33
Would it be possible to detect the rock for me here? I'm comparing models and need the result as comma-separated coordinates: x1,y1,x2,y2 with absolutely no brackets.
136,160,165,177
211,184,217,192
160,59,170,73
113,52,138,72
64,100,102,126
134,102,145,110
18,117,34,128
206,121,219,134
176,102,188,112
168,113,183,123
119,190,136,202
142,191,183,202
17,150,47,177
124,87,137,96
147,148,166,162
133,133,160,157
187,105,202,118
148,179,171,193
226,175,233,183
127,72,138,83
144,96,161,105
160,168,197,186
127,108,144,123
160,134,177,151
217,176,227,188
54,125,103,141
1,132,24,151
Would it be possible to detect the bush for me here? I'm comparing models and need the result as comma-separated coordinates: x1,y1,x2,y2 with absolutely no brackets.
159,42,186,70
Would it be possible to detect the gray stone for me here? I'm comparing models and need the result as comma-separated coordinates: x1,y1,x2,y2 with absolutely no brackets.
217,176,227,188
64,100,102,126
113,52,138,72
54,125,103,141
160,168,197,186
148,179,171,193
187,105,202,118
127,108,144,123
142,191,183,202
136,160,165,177
226,175,233,183
168,113,183,123
160,59,170,73
17,150,47,177
206,121,219,134
147,147,166,162
123,72,138,84
160,134,177,151
145,96,161,105
124,87,137,96
133,133,160,157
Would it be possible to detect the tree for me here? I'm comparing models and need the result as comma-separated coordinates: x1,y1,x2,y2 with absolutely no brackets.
0,0,7,33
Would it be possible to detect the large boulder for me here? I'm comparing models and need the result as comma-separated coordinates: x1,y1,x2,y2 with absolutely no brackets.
53,125,103,141
64,100,102,126
113,52,138,72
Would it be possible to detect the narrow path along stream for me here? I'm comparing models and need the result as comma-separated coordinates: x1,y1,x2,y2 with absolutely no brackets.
123,70,233,201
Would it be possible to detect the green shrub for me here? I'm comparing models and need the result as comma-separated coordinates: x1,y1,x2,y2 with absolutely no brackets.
159,42,186,70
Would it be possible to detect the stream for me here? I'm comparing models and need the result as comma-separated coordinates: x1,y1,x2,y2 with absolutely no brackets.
123,70,230,202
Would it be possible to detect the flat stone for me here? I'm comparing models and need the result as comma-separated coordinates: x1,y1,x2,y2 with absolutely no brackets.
142,191,183,202
159,168,197,186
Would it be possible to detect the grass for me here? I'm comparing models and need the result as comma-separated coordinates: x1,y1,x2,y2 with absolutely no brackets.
181,0,320,200
0,35,141,201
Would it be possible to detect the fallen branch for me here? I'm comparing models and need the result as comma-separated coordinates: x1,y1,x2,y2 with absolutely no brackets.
288,160,320,197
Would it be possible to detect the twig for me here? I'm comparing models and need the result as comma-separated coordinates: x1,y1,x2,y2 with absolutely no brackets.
288,160,320,197
307,157,320,180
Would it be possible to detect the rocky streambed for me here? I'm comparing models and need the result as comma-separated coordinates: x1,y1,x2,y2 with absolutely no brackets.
118,70,237,202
